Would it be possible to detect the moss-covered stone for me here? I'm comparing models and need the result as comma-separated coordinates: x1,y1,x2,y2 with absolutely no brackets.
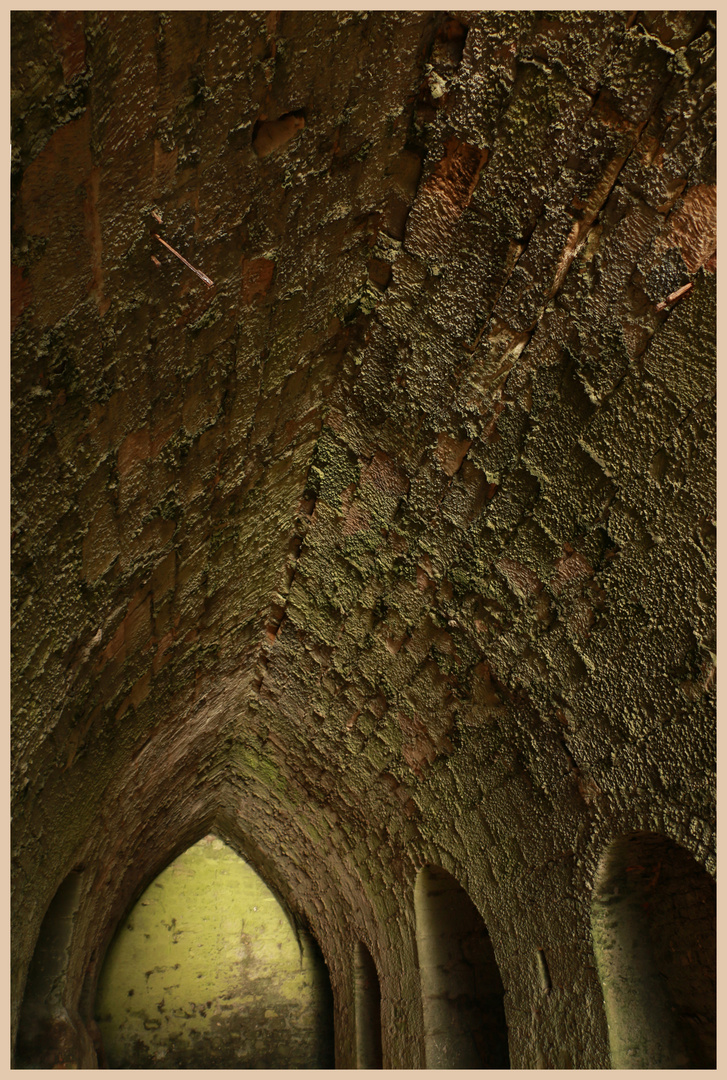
12,9,715,1072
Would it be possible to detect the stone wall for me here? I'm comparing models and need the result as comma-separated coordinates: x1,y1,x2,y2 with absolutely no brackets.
12,10,715,1068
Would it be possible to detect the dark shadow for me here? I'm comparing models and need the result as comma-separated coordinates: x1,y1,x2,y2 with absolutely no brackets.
354,941,383,1068
15,870,94,1068
302,929,336,1069
414,864,510,1069
252,110,306,158
591,831,716,1068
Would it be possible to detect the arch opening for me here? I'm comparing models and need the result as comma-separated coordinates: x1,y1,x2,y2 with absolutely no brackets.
354,941,383,1068
15,869,94,1068
414,864,509,1069
591,831,716,1069
94,834,335,1069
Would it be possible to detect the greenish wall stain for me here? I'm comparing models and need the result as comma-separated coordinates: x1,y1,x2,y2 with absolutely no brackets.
95,836,334,1068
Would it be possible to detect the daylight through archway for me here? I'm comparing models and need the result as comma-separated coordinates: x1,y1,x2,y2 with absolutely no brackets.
94,835,334,1068
12,11,715,1069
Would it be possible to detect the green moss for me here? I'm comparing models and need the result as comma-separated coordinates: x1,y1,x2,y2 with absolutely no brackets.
234,745,288,797
307,427,360,509
96,836,331,1068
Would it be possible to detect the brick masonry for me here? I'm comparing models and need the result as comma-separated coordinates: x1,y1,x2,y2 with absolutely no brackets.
11,10,715,1068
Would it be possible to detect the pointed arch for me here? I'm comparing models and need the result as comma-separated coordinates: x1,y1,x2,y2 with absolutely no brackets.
414,864,509,1068
15,870,95,1068
94,834,335,1068
591,832,715,1068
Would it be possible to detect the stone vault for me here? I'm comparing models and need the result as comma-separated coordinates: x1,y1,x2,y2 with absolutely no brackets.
11,10,715,1069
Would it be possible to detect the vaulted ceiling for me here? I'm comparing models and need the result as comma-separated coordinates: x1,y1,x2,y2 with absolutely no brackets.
12,10,715,1068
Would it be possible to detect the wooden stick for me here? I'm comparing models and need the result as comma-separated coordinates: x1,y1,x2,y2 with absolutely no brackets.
153,233,214,288
655,281,693,312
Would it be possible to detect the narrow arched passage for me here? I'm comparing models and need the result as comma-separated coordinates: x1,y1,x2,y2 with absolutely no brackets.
94,835,335,1068
414,864,509,1068
354,941,383,1068
591,832,716,1068
15,870,95,1068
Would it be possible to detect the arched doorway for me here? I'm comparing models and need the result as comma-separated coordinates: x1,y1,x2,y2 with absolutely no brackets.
94,835,335,1068
591,831,716,1068
354,941,383,1068
414,865,509,1068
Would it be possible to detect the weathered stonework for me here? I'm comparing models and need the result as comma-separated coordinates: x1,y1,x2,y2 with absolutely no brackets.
12,10,715,1069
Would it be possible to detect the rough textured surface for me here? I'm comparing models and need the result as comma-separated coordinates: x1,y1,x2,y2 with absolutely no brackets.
95,835,334,1069
12,10,715,1069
